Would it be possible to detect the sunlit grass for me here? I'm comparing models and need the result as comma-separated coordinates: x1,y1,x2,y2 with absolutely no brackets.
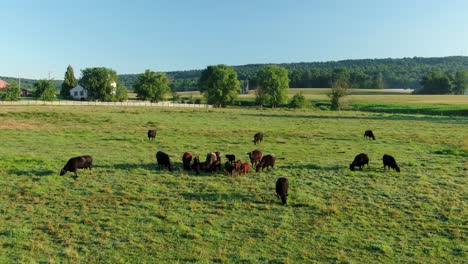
0,105,466,263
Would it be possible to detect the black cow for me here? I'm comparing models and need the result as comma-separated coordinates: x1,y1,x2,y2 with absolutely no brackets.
364,129,375,140
253,132,264,145
182,152,193,171
60,155,93,178
276,177,289,205
256,154,276,172
248,149,263,167
225,154,236,164
147,129,157,141
156,151,174,172
349,153,369,171
224,162,236,176
383,154,400,172
191,156,201,175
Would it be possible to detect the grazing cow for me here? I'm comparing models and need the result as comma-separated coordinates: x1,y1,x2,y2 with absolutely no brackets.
256,154,276,172
235,160,243,171
205,152,217,172
224,162,236,176
364,129,375,140
60,155,93,178
383,154,400,172
276,177,289,205
191,156,201,175
247,149,263,167
253,132,264,145
225,154,236,164
147,129,157,141
156,151,174,172
349,153,369,171
182,152,193,171
240,162,250,175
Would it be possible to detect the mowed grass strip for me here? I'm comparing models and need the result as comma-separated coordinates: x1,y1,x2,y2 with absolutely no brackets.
0,105,466,263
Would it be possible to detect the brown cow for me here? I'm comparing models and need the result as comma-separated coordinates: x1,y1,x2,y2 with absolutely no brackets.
256,154,276,172
147,129,157,141
182,152,192,171
240,163,250,175
247,149,262,167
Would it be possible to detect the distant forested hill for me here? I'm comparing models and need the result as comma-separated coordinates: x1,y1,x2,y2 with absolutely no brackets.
3,56,467,92
120,56,468,91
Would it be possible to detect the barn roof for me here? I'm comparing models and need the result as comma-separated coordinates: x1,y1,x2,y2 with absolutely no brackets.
0,79,9,89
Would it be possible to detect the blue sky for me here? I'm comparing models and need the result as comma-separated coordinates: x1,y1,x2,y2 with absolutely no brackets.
1,0,468,79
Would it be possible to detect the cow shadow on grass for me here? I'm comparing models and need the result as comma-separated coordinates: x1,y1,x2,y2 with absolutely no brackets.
93,163,157,171
278,164,343,171
182,192,252,202
8,169,55,177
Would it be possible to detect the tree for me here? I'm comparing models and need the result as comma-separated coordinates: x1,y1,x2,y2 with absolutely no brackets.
371,72,385,89
114,84,128,102
289,91,310,108
418,72,452,94
80,67,118,101
327,83,349,111
453,71,468,95
60,65,77,99
133,70,170,102
198,65,240,107
33,80,56,101
0,82,21,101
255,65,289,107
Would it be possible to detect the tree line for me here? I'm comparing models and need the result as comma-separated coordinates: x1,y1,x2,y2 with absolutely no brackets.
117,56,468,90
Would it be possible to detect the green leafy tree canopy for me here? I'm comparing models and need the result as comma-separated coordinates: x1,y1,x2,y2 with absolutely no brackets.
133,70,170,102
255,65,289,107
60,65,77,99
33,80,56,101
0,82,21,101
80,67,118,101
198,65,240,107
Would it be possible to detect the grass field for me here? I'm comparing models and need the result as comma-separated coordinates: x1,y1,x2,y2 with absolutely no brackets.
0,104,467,263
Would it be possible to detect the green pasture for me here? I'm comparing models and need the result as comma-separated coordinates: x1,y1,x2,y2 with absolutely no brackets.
0,105,466,263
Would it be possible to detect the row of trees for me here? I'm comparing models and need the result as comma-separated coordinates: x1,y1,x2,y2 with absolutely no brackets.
418,71,467,94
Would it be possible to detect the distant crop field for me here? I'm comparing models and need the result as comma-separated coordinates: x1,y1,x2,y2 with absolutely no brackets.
0,105,466,263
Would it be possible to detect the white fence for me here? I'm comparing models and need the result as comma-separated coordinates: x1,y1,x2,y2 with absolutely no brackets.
0,100,213,108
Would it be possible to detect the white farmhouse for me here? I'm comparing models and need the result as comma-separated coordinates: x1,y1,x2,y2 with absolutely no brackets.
69,84,88,100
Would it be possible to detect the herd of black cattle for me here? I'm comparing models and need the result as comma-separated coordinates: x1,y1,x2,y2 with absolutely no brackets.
59,130,400,205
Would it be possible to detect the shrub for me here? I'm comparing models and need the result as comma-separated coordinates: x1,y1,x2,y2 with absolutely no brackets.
289,92,310,108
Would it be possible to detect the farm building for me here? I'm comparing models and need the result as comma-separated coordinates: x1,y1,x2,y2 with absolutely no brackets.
0,79,9,89
69,84,88,100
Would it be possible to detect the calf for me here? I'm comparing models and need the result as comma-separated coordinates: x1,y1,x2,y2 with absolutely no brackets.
182,152,193,171
364,129,375,140
147,129,157,141
191,156,201,175
247,149,263,167
256,154,276,172
60,155,93,178
349,153,369,171
240,163,250,175
383,154,400,172
253,132,263,145
225,154,236,164
156,151,174,172
224,162,236,176
276,177,289,205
